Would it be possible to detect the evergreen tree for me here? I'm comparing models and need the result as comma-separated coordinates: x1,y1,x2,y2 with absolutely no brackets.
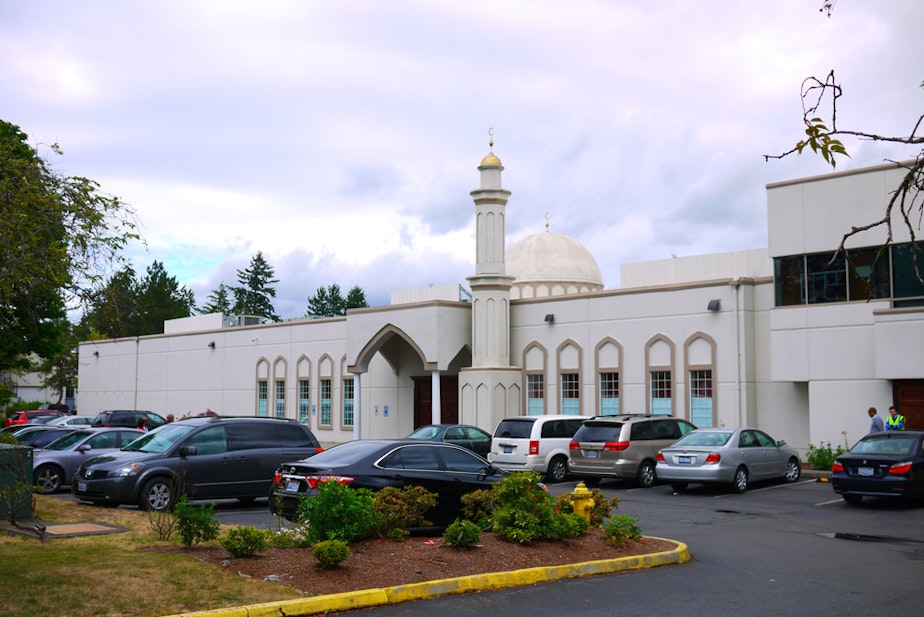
231,252,280,322
136,261,197,333
201,283,232,315
345,285,369,311
307,284,369,317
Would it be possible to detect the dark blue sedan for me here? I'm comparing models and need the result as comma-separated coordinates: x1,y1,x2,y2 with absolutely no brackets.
832,430,924,504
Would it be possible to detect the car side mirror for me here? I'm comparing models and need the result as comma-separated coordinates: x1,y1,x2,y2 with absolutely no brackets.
77,444,91,452
179,445,198,457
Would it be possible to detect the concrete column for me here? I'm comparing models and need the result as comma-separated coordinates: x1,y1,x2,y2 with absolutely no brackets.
353,373,362,440
431,370,441,424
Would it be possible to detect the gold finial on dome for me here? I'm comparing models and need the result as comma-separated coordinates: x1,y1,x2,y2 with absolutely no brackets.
480,127,502,167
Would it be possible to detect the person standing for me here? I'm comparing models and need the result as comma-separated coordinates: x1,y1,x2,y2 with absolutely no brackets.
868,407,884,434
885,406,906,431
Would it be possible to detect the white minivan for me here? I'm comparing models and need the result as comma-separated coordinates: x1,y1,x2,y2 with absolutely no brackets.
489,414,590,483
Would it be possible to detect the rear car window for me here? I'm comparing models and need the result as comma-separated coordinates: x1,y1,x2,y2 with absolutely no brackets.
494,419,535,438
573,423,623,442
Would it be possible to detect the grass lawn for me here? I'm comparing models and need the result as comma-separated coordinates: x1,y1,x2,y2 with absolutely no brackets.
0,496,303,617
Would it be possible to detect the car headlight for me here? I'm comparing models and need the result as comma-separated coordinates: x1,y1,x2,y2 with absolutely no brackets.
113,463,143,477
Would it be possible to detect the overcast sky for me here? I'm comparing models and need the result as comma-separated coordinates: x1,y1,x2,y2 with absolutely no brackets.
3,1,922,317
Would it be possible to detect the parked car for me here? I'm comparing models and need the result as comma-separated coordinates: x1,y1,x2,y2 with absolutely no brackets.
73,416,323,511
33,428,145,494
13,426,79,448
568,415,697,488
45,415,95,428
91,410,167,429
4,410,66,427
831,430,924,504
656,427,802,493
406,424,493,457
489,414,590,483
39,403,72,414
270,439,510,526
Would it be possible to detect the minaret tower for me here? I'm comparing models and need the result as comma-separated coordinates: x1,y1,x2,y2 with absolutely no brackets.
459,131,523,428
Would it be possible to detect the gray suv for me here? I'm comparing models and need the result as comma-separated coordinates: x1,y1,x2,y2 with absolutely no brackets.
73,416,322,511
568,415,696,487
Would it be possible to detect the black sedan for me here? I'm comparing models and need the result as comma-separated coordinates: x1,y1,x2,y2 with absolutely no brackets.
405,423,492,457
832,430,924,504
270,439,508,526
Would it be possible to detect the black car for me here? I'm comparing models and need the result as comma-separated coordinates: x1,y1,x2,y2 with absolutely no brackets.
73,416,323,511
831,430,924,504
270,439,509,526
91,409,167,429
405,424,493,457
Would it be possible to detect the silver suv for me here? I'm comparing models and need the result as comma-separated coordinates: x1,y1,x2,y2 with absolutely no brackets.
489,414,591,483
568,415,696,487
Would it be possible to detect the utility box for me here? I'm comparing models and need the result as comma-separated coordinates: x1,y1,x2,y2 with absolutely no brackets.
0,443,34,520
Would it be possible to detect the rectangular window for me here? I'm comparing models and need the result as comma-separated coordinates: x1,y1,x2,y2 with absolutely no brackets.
274,380,285,418
526,373,545,416
891,243,924,307
650,370,672,415
319,379,332,427
298,379,310,423
257,380,268,417
599,372,620,415
342,378,354,427
689,369,713,427
806,252,847,304
847,247,890,301
774,255,805,306
560,373,580,415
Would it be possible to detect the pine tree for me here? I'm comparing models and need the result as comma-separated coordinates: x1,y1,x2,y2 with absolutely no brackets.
201,283,232,315
231,252,280,322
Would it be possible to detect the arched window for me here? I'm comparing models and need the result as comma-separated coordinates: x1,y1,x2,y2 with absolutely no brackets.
685,333,717,427
522,343,547,416
595,338,623,416
646,335,675,416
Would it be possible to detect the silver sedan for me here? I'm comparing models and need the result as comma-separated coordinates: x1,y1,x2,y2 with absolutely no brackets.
656,427,802,493
32,427,144,494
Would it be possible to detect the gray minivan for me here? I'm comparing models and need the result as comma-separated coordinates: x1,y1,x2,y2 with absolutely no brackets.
73,416,323,511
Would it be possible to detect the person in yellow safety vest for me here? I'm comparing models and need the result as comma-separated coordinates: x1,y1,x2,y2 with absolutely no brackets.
885,406,906,431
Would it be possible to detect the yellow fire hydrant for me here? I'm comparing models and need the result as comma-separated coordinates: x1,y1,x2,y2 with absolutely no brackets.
569,481,595,522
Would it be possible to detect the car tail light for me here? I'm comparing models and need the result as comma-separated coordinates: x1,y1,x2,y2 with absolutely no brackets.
656,452,665,462
832,461,844,473
305,474,354,489
315,447,325,453
888,461,912,476
529,440,539,455
704,452,721,464
603,441,629,451
569,440,579,450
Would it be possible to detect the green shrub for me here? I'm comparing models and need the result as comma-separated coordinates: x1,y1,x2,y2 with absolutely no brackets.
220,526,270,558
602,514,642,547
312,539,351,568
459,488,496,529
806,441,847,470
173,496,220,547
373,485,438,540
270,524,313,548
489,471,581,544
553,488,620,527
442,518,483,548
295,479,380,544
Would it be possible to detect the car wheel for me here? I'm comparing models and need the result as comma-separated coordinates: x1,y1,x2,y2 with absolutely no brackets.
732,466,748,493
34,465,63,494
139,477,174,512
842,494,863,505
670,482,688,493
545,456,568,483
636,460,656,488
784,458,801,483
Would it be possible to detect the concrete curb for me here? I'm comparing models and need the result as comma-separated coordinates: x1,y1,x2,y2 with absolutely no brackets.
162,536,690,617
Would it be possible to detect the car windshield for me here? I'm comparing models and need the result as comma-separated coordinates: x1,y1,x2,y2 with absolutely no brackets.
674,431,733,447
43,432,89,450
122,424,195,453
407,426,441,439
851,435,918,456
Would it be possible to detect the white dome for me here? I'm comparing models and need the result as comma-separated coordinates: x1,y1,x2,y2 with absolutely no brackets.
506,231,604,299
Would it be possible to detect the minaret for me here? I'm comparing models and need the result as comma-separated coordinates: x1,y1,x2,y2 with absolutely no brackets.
468,133,514,366
459,132,522,428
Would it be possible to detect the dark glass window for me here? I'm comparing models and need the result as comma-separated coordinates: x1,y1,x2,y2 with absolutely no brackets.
847,247,890,301
774,256,805,306
891,243,924,307
806,252,846,304
227,422,278,450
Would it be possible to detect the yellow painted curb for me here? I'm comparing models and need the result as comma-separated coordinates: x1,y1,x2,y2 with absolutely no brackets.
162,536,690,617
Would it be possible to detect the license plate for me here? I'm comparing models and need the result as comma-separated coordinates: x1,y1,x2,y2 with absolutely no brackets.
285,479,300,492
858,467,874,477
503,447,513,454
678,456,692,465
77,481,87,492
586,451,597,458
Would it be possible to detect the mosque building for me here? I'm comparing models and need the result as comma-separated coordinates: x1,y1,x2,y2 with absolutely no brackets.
76,146,924,454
